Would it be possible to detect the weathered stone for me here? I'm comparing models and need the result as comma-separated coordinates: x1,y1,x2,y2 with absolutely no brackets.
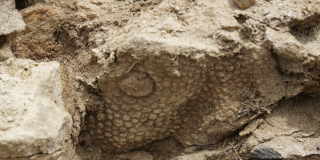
0,59,72,158
252,137,320,159
0,0,26,35
241,95,320,159
84,0,287,153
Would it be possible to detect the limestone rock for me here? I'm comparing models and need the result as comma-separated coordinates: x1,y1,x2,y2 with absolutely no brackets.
266,28,308,62
0,59,72,158
241,95,320,159
252,137,320,159
10,5,61,59
234,0,256,9
0,0,26,35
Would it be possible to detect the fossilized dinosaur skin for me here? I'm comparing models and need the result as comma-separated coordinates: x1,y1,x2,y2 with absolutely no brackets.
87,34,284,153
83,0,320,153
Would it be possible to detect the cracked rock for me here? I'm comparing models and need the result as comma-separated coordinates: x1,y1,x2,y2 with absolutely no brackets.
0,59,72,159
0,0,26,36
241,95,320,159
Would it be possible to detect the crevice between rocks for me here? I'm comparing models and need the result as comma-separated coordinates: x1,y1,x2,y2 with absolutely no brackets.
0,35,6,50
15,0,44,10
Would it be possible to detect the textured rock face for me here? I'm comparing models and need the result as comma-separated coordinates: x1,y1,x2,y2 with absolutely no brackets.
83,0,292,153
2,0,320,159
241,95,320,159
94,34,281,153
77,0,320,155
0,59,72,158
0,0,26,36
10,5,61,59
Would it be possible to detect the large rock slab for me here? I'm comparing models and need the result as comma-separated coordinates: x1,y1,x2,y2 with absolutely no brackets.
0,58,72,158
0,0,26,35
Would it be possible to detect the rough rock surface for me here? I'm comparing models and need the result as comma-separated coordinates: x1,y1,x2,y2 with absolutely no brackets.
240,95,320,159
80,0,320,154
0,59,72,159
0,0,26,35
2,0,320,159
10,5,61,59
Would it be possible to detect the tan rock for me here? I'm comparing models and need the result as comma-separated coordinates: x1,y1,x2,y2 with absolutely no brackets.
0,0,26,35
0,59,72,158
3,0,320,159
83,0,286,153
242,96,320,159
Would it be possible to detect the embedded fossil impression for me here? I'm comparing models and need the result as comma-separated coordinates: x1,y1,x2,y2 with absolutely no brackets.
85,35,284,153
81,0,320,155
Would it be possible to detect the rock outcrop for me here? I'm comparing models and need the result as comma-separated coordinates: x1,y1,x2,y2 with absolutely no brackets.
1,0,320,159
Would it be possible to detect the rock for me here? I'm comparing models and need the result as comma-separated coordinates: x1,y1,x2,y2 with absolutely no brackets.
84,0,287,153
252,137,320,159
114,151,153,160
0,0,26,35
234,0,256,9
3,0,320,159
0,59,72,158
10,5,61,59
241,95,320,159
266,28,308,62
239,119,263,136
